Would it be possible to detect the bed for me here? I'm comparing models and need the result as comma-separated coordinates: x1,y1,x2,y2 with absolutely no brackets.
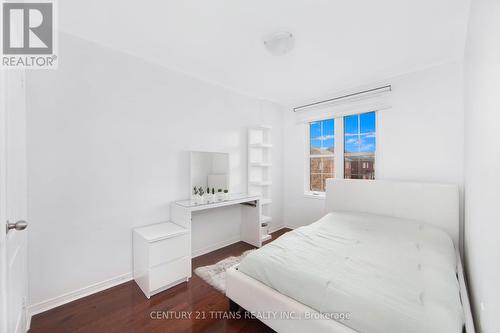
226,179,475,333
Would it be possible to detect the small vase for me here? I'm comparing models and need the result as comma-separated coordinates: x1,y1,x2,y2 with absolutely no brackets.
195,195,204,205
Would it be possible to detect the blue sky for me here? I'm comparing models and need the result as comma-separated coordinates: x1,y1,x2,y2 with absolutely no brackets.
310,119,334,151
310,112,376,153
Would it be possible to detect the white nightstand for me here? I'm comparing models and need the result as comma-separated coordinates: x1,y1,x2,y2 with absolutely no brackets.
133,222,190,298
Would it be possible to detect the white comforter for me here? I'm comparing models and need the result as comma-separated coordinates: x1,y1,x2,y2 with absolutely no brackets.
238,212,464,333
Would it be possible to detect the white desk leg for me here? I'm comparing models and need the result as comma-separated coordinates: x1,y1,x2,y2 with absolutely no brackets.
240,200,262,247
170,203,191,229
170,203,192,278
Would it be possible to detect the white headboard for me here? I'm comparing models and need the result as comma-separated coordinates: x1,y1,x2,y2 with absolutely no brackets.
325,179,460,246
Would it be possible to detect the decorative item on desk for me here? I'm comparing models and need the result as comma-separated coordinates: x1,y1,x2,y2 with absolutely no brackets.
196,187,205,204
192,187,198,201
205,186,213,203
217,189,222,201
223,189,229,201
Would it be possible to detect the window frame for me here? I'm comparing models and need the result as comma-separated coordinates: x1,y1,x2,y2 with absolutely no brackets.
343,112,378,180
304,111,378,199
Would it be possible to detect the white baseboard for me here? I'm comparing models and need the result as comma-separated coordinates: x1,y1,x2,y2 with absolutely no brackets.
28,272,133,320
26,230,292,326
192,236,241,258
284,224,298,230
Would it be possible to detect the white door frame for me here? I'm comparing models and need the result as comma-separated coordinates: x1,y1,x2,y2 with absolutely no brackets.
0,69,28,333
0,68,9,333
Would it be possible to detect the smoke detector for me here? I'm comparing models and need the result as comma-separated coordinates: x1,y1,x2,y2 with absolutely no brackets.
263,32,295,56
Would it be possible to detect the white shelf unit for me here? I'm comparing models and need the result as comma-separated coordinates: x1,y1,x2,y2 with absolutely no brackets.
248,125,273,242
249,180,272,186
260,198,272,205
249,143,273,148
250,162,272,167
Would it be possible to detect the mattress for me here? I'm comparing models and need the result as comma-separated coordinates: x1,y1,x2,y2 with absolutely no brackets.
237,212,464,333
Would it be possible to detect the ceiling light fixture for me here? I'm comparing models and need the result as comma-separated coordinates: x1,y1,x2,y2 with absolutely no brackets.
263,31,295,56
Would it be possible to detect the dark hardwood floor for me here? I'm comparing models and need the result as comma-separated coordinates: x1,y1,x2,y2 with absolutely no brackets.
29,228,291,333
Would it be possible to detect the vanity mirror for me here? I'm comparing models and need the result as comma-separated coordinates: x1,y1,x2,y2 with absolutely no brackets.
190,151,229,202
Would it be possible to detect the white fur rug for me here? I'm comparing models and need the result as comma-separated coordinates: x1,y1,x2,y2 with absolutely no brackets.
194,250,255,293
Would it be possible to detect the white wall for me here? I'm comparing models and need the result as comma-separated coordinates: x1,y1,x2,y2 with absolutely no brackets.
464,1,500,332
283,62,464,229
26,33,284,310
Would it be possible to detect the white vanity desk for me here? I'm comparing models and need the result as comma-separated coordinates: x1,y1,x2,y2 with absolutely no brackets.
133,194,262,298
172,193,263,255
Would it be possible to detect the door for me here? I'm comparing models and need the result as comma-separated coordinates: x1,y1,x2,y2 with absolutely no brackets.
0,70,28,333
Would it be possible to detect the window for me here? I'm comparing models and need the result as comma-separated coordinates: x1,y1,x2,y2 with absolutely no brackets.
344,111,376,179
306,111,376,195
308,119,334,192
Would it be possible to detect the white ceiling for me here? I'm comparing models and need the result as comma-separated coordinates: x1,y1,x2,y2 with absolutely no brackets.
59,0,470,105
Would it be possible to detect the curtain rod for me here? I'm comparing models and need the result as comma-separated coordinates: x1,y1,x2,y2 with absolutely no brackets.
293,85,392,112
